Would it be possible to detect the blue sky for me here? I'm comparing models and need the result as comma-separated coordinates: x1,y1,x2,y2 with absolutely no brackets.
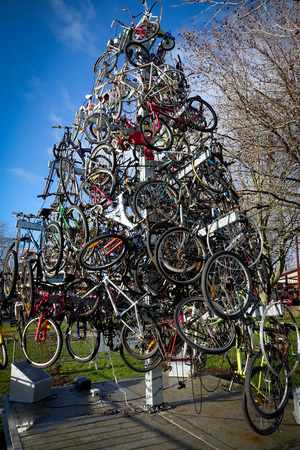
0,0,204,232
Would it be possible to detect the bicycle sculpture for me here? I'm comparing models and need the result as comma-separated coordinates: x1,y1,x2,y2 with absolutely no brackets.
1,0,299,436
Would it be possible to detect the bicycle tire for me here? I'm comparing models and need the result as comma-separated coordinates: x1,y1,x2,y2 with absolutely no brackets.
149,69,189,107
94,80,122,121
119,343,162,373
21,315,63,369
64,204,89,252
124,41,150,67
242,388,283,436
134,252,167,294
93,49,119,75
71,109,83,141
201,251,253,320
154,227,207,285
132,180,178,223
65,317,101,363
130,3,161,44
64,277,100,318
146,220,174,262
79,168,116,209
83,112,111,145
20,260,34,319
2,248,18,300
244,349,291,420
39,221,63,276
191,153,233,194
259,302,300,378
59,157,79,205
121,317,160,360
115,71,144,104
140,114,173,152
207,211,263,268
0,342,7,370
166,134,190,165
184,97,217,132
174,296,235,354
79,233,127,270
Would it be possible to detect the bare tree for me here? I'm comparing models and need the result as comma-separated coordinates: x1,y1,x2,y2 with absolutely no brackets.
178,0,300,298
0,219,14,270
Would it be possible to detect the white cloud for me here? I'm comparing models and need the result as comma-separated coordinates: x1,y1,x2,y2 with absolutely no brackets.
45,0,97,54
7,168,44,185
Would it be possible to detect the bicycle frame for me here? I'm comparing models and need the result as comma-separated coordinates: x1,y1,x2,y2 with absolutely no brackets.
14,215,52,262
74,273,153,340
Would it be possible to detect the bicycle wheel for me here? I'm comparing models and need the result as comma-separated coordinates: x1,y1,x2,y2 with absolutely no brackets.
119,343,162,373
184,97,217,132
2,248,18,300
192,153,233,194
88,144,116,174
207,212,263,267
125,41,150,67
201,251,253,320
132,180,178,223
71,108,84,141
245,350,291,420
39,221,63,276
20,260,34,319
174,296,235,353
134,252,168,294
146,220,174,262
93,49,119,75
115,71,144,104
83,112,111,144
59,157,79,205
79,234,127,270
149,69,189,106
21,315,63,369
94,80,122,121
154,227,207,285
121,317,160,360
242,388,283,436
260,302,300,378
64,205,89,252
140,114,173,152
65,317,100,363
166,134,190,165
64,277,100,318
131,2,162,44
79,168,116,209
0,342,7,370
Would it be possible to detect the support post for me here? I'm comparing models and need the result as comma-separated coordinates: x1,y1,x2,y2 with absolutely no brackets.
139,150,165,411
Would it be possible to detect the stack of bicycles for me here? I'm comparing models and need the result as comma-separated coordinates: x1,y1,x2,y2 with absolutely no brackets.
1,0,299,436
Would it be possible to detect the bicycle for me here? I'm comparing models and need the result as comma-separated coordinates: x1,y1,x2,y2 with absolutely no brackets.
42,193,89,275
20,277,100,368
174,294,293,435
141,97,218,141
93,1,163,76
2,211,63,304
